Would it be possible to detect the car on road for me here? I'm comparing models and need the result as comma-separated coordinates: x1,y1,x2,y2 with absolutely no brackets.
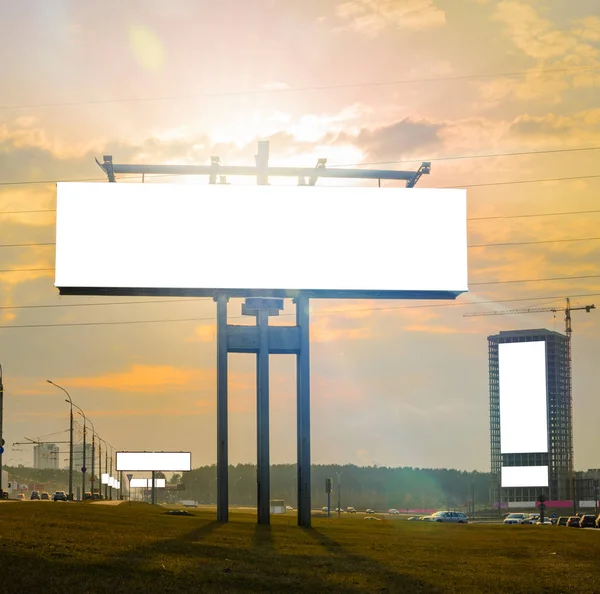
321,506,329,513
17,493,25,500
503,513,528,525
364,516,380,521
53,491,68,502
556,516,569,526
596,515,600,528
423,511,468,524
30,491,40,500
536,518,552,525
579,515,596,528
286,506,294,512
388,509,400,515
407,516,422,521
566,516,580,527
346,507,356,513
40,492,50,500
522,514,539,524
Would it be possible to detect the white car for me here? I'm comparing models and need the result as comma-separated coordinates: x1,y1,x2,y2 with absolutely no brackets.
503,513,528,524
423,511,468,524
388,509,400,515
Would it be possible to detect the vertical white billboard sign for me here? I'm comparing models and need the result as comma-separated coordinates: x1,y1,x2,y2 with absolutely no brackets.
499,341,548,454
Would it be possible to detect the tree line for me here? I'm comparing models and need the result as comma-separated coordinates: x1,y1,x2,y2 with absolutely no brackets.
179,464,492,511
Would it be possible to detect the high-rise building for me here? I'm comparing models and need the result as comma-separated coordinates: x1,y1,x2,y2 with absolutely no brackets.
33,444,60,469
488,329,572,505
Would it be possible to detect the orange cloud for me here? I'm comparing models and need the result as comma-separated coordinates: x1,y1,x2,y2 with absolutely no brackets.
189,323,216,343
59,364,212,393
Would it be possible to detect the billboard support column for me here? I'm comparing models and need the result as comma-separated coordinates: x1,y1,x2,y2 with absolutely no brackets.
296,296,311,527
216,294,229,522
256,307,272,525
151,471,156,505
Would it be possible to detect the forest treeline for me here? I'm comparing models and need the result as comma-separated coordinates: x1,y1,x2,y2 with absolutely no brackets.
180,464,493,510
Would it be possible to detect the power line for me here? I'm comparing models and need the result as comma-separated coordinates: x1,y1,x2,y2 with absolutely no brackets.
469,208,600,221
2,66,597,111
470,274,600,286
3,205,600,224
0,297,211,310
1,292,596,314
331,146,600,168
1,290,599,330
5,234,600,251
445,174,600,189
469,236,600,248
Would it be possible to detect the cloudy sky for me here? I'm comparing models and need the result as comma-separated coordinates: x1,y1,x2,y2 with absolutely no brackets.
1,0,599,473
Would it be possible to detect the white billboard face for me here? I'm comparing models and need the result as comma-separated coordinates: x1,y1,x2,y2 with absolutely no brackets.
501,466,549,488
55,183,468,300
101,473,109,485
116,451,192,472
499,341,548,454
130,478,166,488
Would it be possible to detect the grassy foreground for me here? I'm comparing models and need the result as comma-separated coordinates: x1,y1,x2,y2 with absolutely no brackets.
0,502,598,593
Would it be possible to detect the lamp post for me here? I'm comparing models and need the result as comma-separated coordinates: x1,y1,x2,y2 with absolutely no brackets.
47,380,74,501
106,442,114,500
74,406,87,499
86,417,96,499
0,364,4,500
336,471,342,518
96,435,103,500
101,439,109,500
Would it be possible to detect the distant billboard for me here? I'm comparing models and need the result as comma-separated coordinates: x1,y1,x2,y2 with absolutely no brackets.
115,451,192,472
54,183,468,300
499,341,548,454
130,478,166,488
501,466,549,488
101,473,109,485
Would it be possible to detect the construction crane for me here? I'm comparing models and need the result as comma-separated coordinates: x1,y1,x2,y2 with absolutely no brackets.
464,297,595,502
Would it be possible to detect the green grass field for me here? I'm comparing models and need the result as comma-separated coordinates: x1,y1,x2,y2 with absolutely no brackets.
0,502,598,593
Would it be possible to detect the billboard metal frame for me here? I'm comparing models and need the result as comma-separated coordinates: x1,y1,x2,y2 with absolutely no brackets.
88,140,443,527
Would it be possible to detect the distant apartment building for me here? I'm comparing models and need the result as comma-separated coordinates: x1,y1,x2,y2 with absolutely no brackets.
33,443,60,469
488,329,572,505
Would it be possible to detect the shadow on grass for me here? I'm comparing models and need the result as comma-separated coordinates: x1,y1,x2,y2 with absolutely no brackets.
252,524,274,550
304,527,442,593
181,520,223,542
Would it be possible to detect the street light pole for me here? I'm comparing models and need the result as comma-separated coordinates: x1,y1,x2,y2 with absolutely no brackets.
86,418,96,499
0,364,4,500
74,406,87,500
47,380,74,501
97,436,103,500
337,472,342,518
107,442,114,500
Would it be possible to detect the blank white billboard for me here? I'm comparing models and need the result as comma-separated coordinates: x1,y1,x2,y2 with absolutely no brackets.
55,183,468,300
502,466,549,488
116,451,191,471
129,478,166,488
101,473,109,485
499,341,548,454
